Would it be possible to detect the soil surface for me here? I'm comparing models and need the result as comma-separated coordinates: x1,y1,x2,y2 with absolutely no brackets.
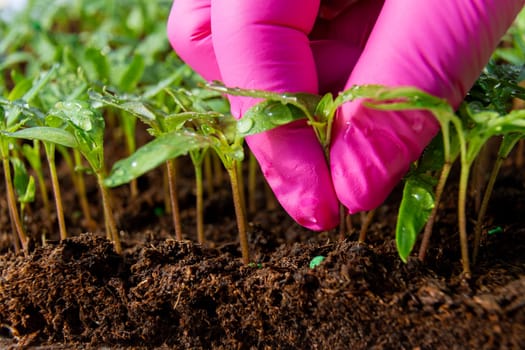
0,131,524,349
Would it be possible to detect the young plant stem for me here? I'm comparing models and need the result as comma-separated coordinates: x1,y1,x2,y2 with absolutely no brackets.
2,155,28,251
236,160,247,214
338,204,347,241
35,164,51,218
358,209,376,243
57,147,94,229
166,159,183,241
457,165,472,277
163,166,171,214
122,117,139,198
472,156,503,264
264,181,278,210
212,151,224,186
73,149,96,230
45,143,68,241
32,142,51,218
346,214,354,233
203,151,214,195
228,161,250,264
248,152,258,214
418,162,452,261
192,157,205,244
472,134,520,264
96,173,121,254
515,139,524,168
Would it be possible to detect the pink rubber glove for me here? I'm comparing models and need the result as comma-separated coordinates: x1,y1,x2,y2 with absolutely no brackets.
167,0,524,230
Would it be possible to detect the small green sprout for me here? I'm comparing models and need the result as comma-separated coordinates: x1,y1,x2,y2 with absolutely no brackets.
488,226,503,235
309,256,325,269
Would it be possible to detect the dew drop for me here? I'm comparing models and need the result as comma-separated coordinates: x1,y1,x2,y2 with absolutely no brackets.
237,118,254,133
265,104,291,125
131,161,138,168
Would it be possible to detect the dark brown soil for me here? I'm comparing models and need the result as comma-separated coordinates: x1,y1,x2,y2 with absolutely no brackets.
0,132,524,349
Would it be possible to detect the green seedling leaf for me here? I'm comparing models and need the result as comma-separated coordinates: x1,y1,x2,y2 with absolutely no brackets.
104,130,212,187
89,90,159,124
417,135,446,172
120,101,157,121
8,78,33,101
205,81,320,123
396,176,435,263
238,100,306,137
499,133,523,158
11,158,35,204
22,64,59,103
119,54,145,92
314,93,335,121
0,52,33,71
48,101,105,171
21,142,43,173
206,81,320,109
160,111,223,134
142,66,190,99
5,127,78,148
84,47,109,82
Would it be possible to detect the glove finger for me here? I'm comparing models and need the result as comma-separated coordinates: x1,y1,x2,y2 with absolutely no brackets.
210,0,320,117
331,0,525,213
210,0,340,230
246,121,340,230
167,0,221,81
331,102,439,213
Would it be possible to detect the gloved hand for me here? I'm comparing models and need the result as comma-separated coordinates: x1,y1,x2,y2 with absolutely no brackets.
167,0,524,231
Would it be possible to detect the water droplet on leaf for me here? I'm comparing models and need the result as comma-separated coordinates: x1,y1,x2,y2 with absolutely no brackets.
237,118,254,133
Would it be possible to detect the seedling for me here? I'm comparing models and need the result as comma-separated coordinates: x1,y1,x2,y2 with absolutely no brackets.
11,157,36,221
0,66,64,250
7,100,123,253
210,77,525,275
309,256,325,269
90,82,224,243
99,97,251,260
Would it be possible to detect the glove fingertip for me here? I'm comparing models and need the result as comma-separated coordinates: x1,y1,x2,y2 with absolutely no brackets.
246,121,340,231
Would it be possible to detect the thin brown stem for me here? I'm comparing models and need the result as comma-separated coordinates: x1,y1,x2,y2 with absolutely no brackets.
338,204,347,241
194,162,205,244
358,209,376,243
97,173,121,254
203,151,214,195
228,162,250,264
264,181,278,210
166,159,183,241
2,157,28,251
248,152,258,215
473,156,503,264
212,151,224,186
345,214,354,233
163,165,171,214
46,144,68,241
418,162,452,261
73,150,96,231
458,165,471,277
236,160,247,216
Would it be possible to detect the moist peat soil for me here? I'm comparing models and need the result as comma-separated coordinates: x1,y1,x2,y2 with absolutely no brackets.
0,142,524,349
